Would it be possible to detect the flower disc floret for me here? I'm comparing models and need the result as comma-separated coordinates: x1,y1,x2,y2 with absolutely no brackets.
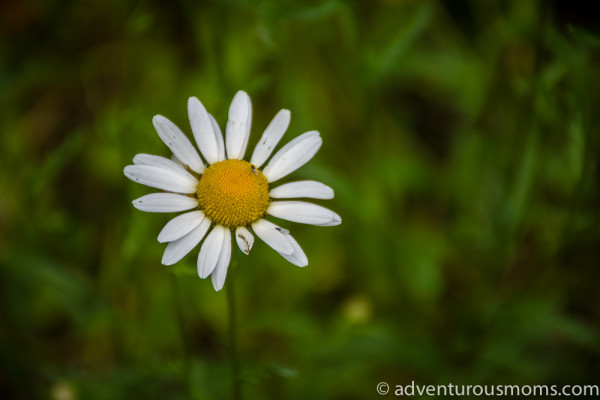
197,159,269,228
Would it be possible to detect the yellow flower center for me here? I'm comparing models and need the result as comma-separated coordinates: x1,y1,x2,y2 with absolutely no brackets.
197,160,269,228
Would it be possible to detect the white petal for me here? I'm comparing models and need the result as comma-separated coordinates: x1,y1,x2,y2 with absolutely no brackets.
269,180,334,199
209,114,226,162
188,97,220,165
133,153,196,179
251,219,294,255
250,109,291,168
279,233,308,267
132,193,198,213
197,225,225,279
124,165,198,193
262,131,322,182
226,91,252,160
235,226,254,255
152,115,205,173
161,218,211,265
211,229,232,291
268,201,341,226
157,210,205,243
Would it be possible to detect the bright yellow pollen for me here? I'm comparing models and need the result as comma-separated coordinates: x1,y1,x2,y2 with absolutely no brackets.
197,160,269,228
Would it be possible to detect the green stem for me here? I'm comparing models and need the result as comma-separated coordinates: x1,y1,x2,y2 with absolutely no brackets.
171,274,192,399
226,260,241,400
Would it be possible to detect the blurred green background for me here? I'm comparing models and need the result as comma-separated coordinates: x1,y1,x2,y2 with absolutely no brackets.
1,0,599,399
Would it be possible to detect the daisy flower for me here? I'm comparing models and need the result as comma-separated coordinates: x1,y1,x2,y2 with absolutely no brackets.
124,91,341,291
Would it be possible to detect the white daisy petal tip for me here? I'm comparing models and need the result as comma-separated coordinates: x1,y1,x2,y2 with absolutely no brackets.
161,253,174,266
269,180,334,200
160,219,211,266
132,154,188,176
211,230,232,291
188,96,220,164
262,131,323,183
226,91,252,160
251,219,294,255
280,234,309,267
250,108,291,168
235,226,254,255
132,193,198,213
151,115,205,173
330,212,342,226
267,201,342,227
124,164,198,194
211,274,226,291
157,210,205,243
197,226,226,279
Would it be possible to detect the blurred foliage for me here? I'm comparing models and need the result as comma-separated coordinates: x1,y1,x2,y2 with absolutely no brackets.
1,0,600,399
